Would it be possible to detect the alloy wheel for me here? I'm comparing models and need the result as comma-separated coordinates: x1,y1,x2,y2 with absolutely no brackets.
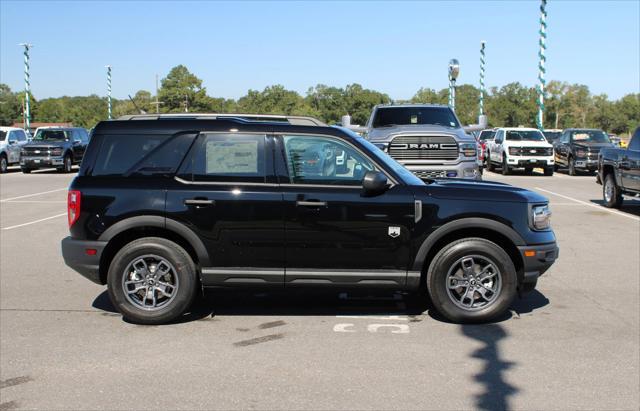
122,254,179,311
445,255,502,311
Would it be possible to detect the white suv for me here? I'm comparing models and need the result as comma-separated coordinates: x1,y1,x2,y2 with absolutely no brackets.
0,127,29,173
486,128,554,176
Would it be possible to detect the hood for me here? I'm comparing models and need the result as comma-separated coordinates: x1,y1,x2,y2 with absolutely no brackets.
505,140,552,148
417,178,548,204
368,124,471,140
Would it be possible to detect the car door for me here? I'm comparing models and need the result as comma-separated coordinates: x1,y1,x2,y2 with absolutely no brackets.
621,129,640,191
165,132,285,286
554,132,569,165
6,131,21,163
492,130,504,162
71,130,86,162
276,133,415,287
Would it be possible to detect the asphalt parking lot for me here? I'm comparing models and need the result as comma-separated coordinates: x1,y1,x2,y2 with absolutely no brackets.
1,166,639,410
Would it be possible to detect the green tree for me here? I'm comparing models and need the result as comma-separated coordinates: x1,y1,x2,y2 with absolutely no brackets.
158,65,211,113
237,85,317,116
0,84,21,126
343,84,390,125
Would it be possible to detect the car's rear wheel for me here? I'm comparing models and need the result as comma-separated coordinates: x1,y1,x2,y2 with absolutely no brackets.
107,237,198,325
426,238,517,323
0,155,7,174
603,173,623,208
486,152,494,172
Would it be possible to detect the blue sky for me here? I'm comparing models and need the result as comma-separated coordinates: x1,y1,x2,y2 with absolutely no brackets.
1,1,638,100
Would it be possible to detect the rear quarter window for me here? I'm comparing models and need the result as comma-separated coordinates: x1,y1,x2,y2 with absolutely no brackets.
90,133,195,177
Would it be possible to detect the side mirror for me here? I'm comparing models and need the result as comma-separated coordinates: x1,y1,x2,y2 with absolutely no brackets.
362,171,389,196
8,140,17,145
73,140,81,145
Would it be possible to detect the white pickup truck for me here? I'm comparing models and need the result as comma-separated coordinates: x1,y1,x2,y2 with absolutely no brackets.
485,127,554,176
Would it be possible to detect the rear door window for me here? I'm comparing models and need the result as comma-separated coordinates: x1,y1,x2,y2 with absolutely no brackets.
91,133,195,176
185,133,267,183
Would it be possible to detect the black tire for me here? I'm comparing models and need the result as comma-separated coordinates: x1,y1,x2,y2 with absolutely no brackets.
107,237,198,325
426,238,517,323
524,167,533,175
602,172,623,208
501,156,511,175
544,167,554,176
21,168,31,174
0,155,7,174
553,163,559,171
568,157,577,176
486,152,494,172
60,154,73,173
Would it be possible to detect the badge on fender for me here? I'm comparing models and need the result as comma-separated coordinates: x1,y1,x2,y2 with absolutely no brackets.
388,226,401,238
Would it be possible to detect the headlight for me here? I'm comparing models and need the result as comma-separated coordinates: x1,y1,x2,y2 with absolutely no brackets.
509,147,520,156
51,148,63,156
459,143,476,157
531,204,552,230
575,149,587,157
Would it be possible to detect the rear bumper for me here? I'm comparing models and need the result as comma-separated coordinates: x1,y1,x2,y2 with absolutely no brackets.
61,237,107,284
518,242,559,285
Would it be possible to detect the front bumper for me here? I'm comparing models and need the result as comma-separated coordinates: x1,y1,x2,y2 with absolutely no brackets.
574,158,598,171
404,162,481,180
517,242,559,290
61,237,107,284
507,156,554,168
21,156,64,169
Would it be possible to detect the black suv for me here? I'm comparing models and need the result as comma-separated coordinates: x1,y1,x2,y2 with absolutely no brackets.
61,114,558,324
21,127,90,173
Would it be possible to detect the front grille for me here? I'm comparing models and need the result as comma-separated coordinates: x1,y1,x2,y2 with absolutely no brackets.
388,135,459,161
512,146,553,156
22,147,57,157
412,170,446,179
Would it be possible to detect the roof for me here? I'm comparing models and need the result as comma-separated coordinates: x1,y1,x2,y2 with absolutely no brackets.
116,113,327,127
94,117,346,139
497,127,540,131
12,122,73,129
373,103,449,109
0,126,23,131
34,126,85,131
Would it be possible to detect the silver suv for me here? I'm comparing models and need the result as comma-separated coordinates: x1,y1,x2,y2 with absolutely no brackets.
343,104,486,180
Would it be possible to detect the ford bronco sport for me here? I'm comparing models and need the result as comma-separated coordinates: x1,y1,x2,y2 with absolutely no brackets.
61,114,558,324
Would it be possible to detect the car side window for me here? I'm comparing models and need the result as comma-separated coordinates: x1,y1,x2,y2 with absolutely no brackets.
495,130,503,143
629,130,640,151
7,131,18,143
15,130,26,141
190,133,266,183
282,135,377,186
559,133,568,144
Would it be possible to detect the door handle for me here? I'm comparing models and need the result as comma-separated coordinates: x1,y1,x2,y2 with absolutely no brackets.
184,198,215,206
296,200,327,207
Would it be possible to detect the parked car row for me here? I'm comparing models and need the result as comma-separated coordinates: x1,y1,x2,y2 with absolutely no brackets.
0,126,90,174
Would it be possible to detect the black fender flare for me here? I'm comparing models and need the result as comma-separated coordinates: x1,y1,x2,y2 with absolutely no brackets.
411,217,525,272
98,215,210,266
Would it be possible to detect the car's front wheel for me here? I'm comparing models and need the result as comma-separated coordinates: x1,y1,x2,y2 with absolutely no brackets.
0,155,7,174
501,156,511,175
568,157,577,176
544,167,554,176
486,152,494,171
426,238,517,323
107,237,198,325
603,173,623,208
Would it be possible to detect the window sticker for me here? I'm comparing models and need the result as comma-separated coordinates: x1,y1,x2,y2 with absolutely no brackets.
206,140,258,174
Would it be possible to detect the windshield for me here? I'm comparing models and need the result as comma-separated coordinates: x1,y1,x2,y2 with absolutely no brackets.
505,130,545,142
543,131,562,142
571,130,610,143
34,129,70,141
352,135,425,186
478,130,496,141
372,107,460,129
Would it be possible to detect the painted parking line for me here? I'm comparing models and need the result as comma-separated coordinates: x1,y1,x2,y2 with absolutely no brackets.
1,213,67,231
535,187,640,222
1,200,66,204
0,188,67,202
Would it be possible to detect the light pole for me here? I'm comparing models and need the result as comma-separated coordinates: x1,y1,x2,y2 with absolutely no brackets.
479,41,486,117
106,65,112,119
537,0,547,130
18,43,32,131
448,59,460,111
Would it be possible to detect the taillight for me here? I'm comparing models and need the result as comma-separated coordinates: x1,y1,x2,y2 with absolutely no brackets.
68,190,81,228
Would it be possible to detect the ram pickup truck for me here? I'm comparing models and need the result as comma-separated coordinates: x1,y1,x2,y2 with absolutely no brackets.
342,104,486,180
61,113,558,325
597,127,640,208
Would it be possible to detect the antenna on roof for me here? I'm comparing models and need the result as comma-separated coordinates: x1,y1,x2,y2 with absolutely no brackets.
128,94,146,114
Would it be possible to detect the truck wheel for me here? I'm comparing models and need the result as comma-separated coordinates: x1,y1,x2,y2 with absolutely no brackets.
524,167,533,175
426,238,517,323
501,157,511,175
486,152,494,171
21,168,31,174
568,157,577,176
107,237,198,325
603,173,623,208
0,155,7,174
60,154,73,173
544,167,554,176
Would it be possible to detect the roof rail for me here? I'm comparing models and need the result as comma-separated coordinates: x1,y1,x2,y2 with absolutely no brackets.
116,113,327,126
